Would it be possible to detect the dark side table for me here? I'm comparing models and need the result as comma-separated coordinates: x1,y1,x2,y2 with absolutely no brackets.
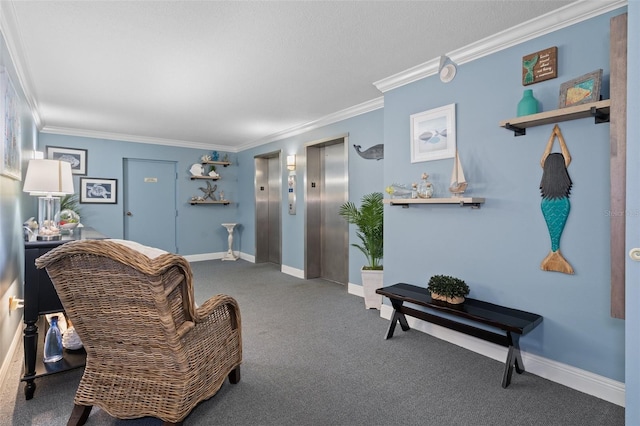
22,227,107,400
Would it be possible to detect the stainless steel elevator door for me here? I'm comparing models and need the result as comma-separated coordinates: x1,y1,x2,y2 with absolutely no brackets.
255,154,281,265
305,140,348,284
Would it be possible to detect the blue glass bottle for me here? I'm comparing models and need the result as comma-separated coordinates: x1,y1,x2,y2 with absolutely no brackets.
44,315,63,363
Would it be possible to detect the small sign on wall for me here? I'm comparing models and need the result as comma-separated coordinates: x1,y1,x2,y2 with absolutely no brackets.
144,177,158,183
522,46,557,85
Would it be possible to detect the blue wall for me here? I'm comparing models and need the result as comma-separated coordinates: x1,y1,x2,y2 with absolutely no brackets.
382,11,624,381
0,27,37,365
37,134,239,255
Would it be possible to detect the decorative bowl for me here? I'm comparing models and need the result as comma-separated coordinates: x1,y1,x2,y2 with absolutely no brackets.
56,209,80,233
60,222,79,231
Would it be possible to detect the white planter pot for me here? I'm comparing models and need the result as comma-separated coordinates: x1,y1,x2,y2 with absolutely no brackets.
361,268,383,310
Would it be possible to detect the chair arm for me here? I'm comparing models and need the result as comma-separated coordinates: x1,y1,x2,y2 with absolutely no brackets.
192,294,241,330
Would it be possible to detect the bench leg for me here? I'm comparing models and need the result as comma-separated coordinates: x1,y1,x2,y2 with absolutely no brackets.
385,300,410,339
501,333,524,388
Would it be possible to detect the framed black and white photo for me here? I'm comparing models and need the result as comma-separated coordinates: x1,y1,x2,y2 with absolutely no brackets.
46,146,88,175
410,103,456,163
80,177,117,204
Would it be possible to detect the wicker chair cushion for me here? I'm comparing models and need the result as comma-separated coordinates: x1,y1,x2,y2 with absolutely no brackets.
107,238,168,258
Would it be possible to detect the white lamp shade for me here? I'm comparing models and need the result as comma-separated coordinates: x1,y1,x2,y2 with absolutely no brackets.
23,159,74,196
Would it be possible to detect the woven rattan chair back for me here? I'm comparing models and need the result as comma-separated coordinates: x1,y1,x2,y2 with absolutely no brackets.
35,239,242,425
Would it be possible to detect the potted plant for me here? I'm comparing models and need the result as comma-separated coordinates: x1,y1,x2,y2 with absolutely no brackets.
427,275,470,305
60,193,82,217
339,192,383,309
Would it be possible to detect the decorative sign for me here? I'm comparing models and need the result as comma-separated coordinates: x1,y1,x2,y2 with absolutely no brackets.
522,46,557,86
144,177,158,183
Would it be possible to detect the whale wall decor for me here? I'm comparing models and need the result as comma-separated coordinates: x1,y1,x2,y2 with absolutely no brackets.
353,144,384,160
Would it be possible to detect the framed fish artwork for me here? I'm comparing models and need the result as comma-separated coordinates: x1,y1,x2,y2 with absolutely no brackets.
558,69,602,109
410,103,456,163
47,146,88,175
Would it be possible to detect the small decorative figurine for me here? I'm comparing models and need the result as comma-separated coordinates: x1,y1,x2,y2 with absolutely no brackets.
198,181,218,201
212,151,220,161
417,173,434,199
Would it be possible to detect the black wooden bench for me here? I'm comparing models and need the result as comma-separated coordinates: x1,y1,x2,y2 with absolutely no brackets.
376,283,543,388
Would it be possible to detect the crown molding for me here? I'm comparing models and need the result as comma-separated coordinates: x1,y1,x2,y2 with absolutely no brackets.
41,97,384,152
0,0,43,128
374,0,628,93
238,96,383,151
40,125,234,152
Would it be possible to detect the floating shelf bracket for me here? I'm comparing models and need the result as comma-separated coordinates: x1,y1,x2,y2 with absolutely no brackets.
504,123,526,137
591,106,610,124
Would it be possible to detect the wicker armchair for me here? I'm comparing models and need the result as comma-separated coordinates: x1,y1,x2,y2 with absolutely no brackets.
35,239,242,426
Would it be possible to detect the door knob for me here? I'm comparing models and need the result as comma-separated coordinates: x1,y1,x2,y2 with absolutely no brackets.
126,211,133,216
629,248,640,261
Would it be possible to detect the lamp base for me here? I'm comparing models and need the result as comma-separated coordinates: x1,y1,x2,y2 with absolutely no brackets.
37,234,62,241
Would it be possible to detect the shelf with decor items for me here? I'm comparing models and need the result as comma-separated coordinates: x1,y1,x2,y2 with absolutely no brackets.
189,200,230,206
189,175,220,180
189,157,231,204
202,160,231,167
499,99,610,136
384,197,485,209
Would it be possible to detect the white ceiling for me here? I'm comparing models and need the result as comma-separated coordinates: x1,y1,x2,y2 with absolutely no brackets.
2,1,582,151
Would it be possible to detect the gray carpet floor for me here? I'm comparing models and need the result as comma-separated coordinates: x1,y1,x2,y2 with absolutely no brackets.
0,260,625,425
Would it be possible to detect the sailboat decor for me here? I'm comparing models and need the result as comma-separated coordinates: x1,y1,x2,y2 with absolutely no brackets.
449,151,467,197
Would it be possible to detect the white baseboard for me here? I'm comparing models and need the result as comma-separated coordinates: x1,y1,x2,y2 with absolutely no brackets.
348,282,364,298
238,252,254,263
281,265,304,279
183,252,223,262
0,322,22,390
184,251,254,263
379,303,625,407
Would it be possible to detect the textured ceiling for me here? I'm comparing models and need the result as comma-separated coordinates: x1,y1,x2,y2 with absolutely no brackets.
5,1,576,151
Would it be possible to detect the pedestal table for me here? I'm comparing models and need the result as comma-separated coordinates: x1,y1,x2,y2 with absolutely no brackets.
221,223,238,261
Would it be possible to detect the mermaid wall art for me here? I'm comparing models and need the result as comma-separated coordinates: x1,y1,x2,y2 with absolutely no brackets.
539,125,574,274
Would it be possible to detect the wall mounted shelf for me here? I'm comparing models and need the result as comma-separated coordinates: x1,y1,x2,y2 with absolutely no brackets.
499,99,610,136
189,200,230,205
384,197,485,209
190,175,220,180
201,160,231,167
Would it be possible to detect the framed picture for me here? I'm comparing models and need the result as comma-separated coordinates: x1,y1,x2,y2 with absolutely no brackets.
1,68,21,180
410,103,456,163
80,177,117,204
558,69,602,108
46,146,87,175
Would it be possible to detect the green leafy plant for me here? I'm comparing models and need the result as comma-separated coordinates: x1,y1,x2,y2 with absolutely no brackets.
60,194,82,217
427,275,470,299
338,192,383,270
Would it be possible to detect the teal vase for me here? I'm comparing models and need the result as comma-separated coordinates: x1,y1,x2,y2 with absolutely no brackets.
517,89,539,117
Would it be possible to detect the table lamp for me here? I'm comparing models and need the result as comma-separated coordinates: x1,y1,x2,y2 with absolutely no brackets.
23,159,74,241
